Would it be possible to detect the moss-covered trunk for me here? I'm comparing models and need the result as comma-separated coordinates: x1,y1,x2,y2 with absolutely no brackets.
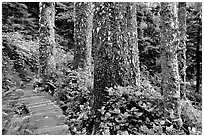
195,2,202,93
178,2,187,99
125,2,140,87
92,3,116,134
39,2,55,83
73,2,94,74
91,2,140,134
114,2,140,87
160,2,182,128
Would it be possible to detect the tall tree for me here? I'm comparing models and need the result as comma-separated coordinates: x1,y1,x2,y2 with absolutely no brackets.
39,2,56,83
178,2,187,99
91,2,140,134
116,2,140,86
160,2,182,128
73,2,94,74
195,2,202,93
125,2,140,86
92,3,116,133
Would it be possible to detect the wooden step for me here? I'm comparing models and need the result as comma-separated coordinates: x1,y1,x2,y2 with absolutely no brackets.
21,96,48,105
30,109,63,116
30,107,62,115
27,100,51,107
33,125,70,135
28,103,58,112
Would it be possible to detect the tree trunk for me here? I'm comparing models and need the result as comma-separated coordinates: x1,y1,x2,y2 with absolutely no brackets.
178,2,187,99
91,2,140,134
39,2,56,83
73,2,94,74
195,2,202,93
92,3,116,134
160,2,182,128
85,3,94,76
125,2,140,87
115,2,140,87
196,34,201,93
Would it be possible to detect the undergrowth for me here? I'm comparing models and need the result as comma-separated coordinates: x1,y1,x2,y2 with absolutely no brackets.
37,68,202,135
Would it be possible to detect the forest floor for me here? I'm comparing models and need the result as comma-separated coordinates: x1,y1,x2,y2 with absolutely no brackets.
2,84,70,135
2,81,202,135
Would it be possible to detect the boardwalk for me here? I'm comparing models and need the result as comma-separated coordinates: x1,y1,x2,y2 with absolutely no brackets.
5,86,70,135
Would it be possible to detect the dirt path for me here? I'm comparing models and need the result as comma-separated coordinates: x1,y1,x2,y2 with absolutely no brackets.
6,86,70,135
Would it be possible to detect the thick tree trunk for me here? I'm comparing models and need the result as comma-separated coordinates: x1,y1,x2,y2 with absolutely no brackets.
91,2,140,134
178,2,187,99
92,3,116,134
160,2,182,128
39,2,56,83
73,2,94,74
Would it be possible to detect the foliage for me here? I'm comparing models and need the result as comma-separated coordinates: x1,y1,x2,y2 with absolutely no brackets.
137,2,202,84
48,69,93,134
2,32,38,81
96,86,163,135
51,70,201,135
137,2,161,74
95,86,200,135
55,2,74,51
186,3,202,85
180,99,202,135
2,54,18,91
2,2,39,89
2,32,37,92
2,2,39,39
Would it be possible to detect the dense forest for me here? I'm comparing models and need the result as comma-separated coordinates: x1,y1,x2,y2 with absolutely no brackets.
2,2,202,135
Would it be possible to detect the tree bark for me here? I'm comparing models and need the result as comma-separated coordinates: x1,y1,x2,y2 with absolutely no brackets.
178,2,187,99
39,2,56,83
125,2,140,87
160,2,182,128
196,33,201,93
92,3,116,134
73,2,94,74
85,3,94,76
91,2,140,134
195,2,202,93
115,2,140,87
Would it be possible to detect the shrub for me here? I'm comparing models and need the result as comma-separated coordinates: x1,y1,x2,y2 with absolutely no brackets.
95,86,165,135
50,69,93,134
